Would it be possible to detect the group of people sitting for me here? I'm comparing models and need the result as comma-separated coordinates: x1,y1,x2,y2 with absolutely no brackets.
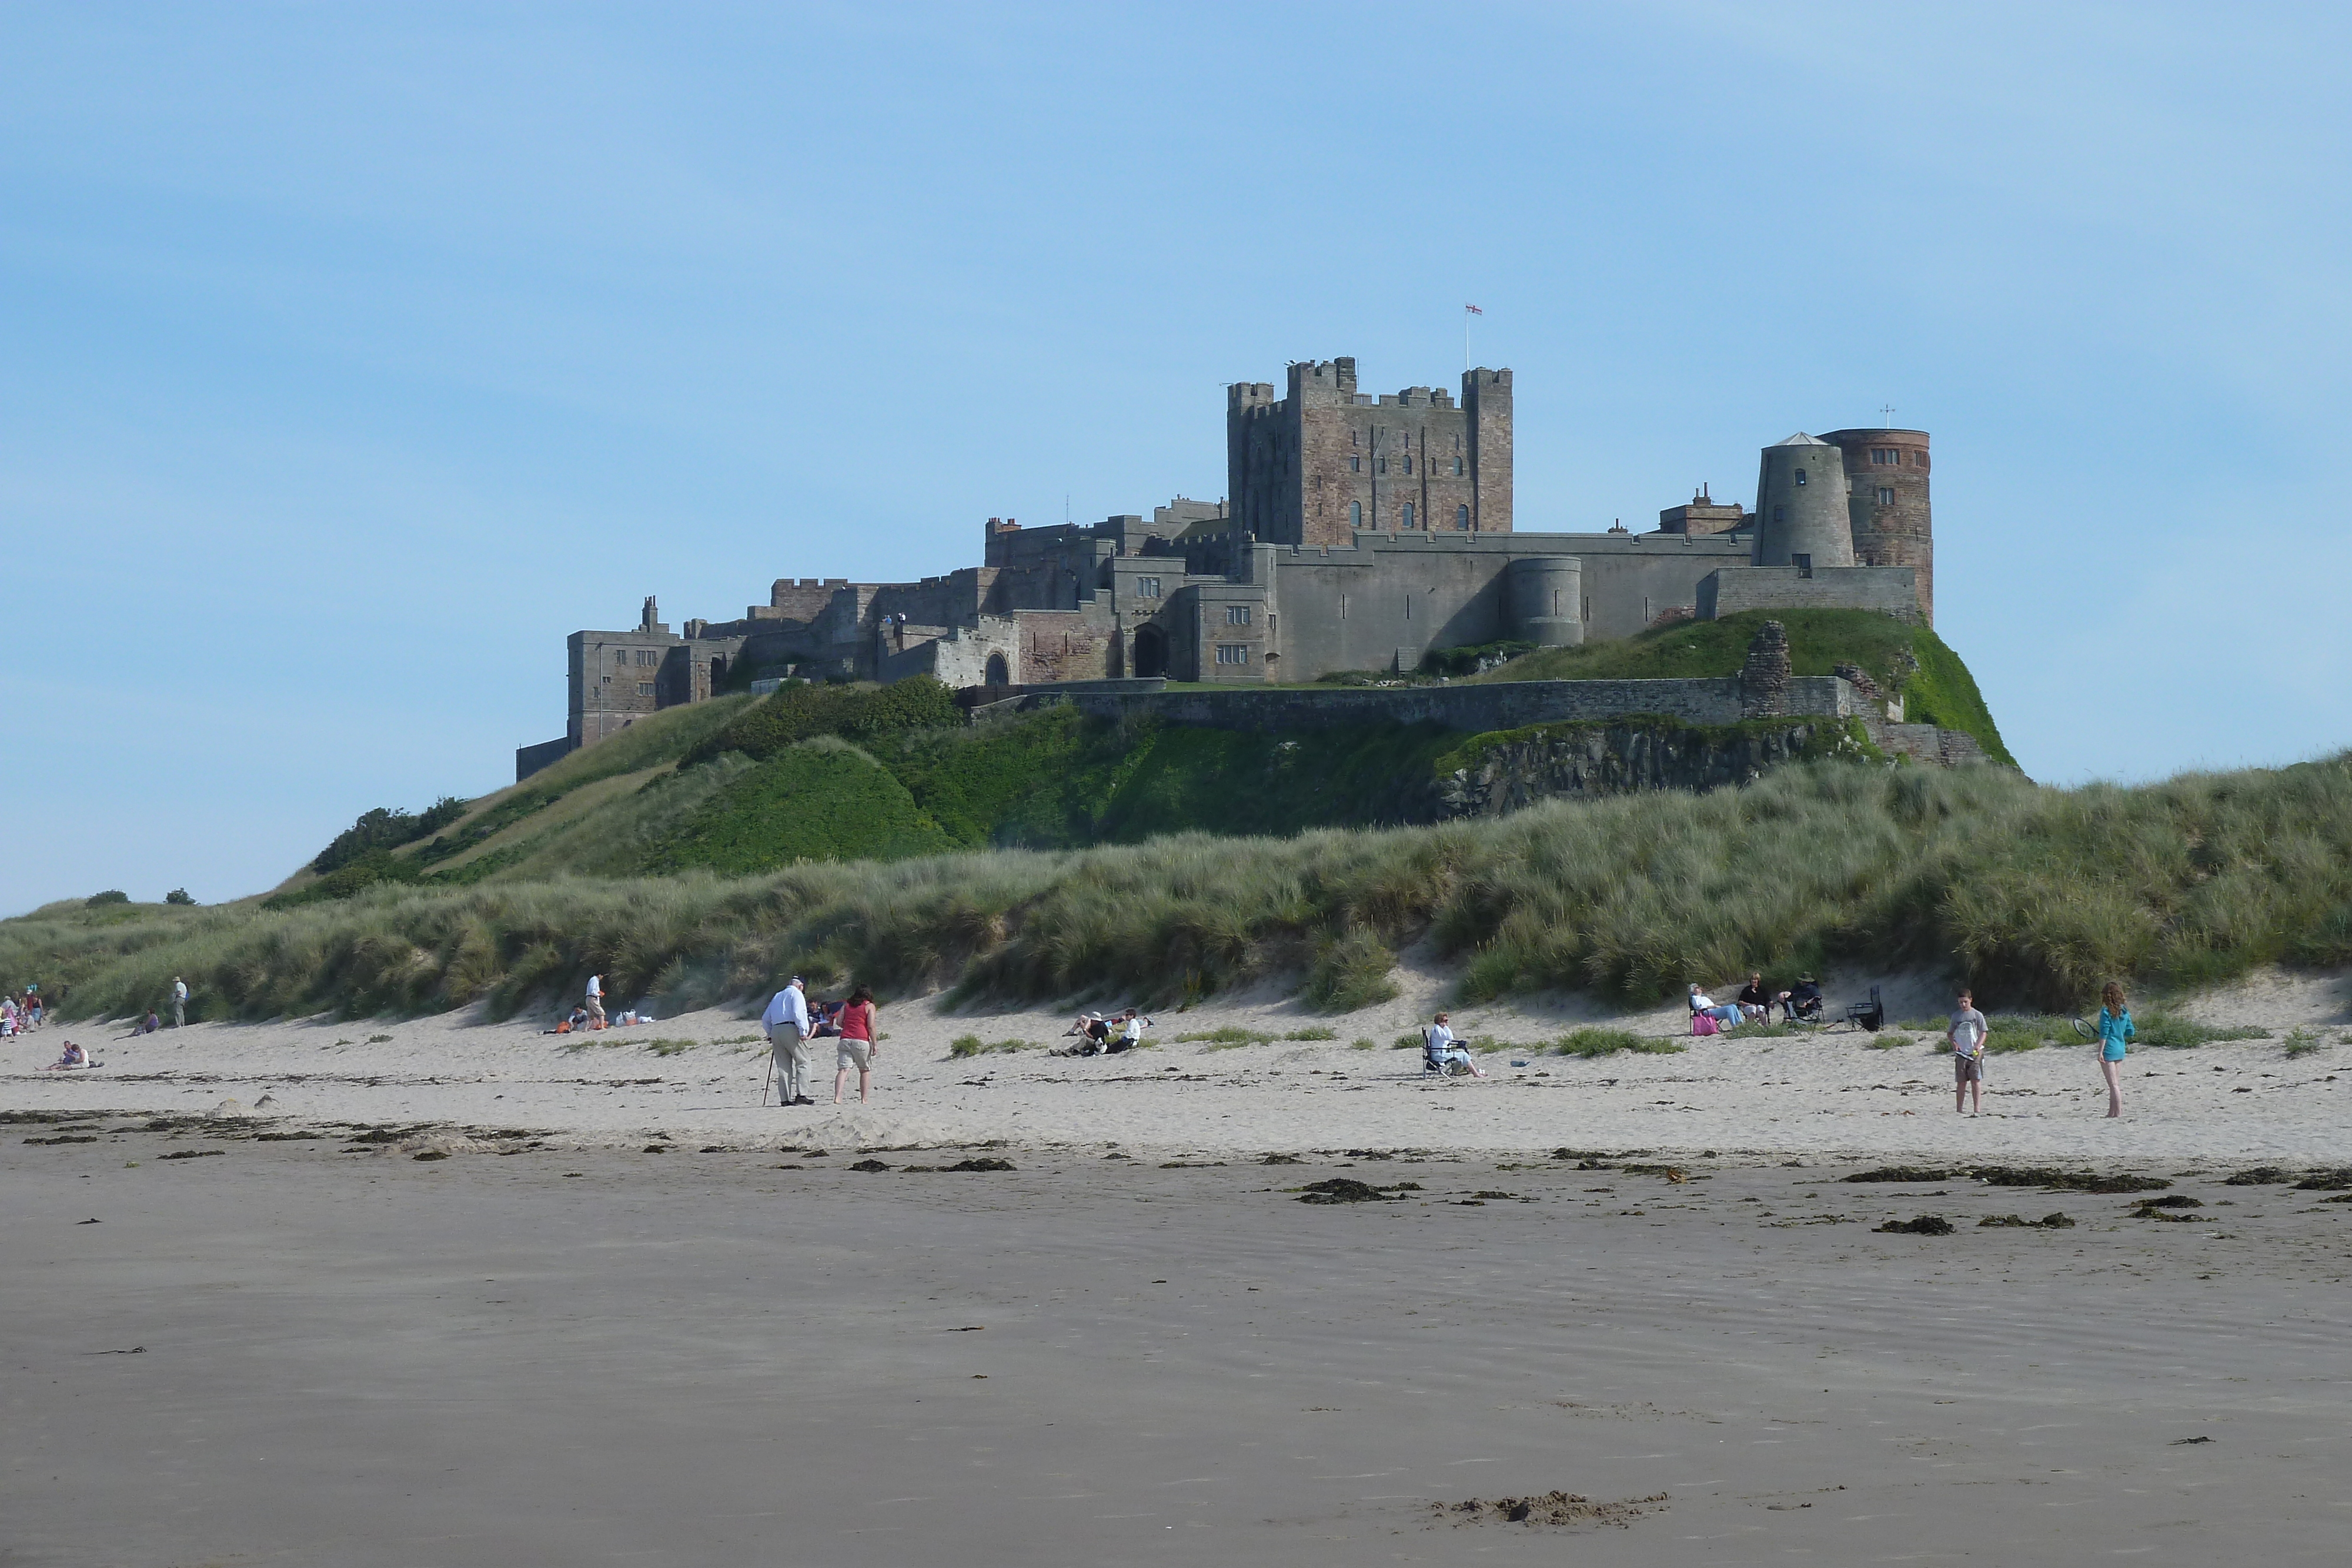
1059,1009,1152,1055
1,989,42,1037
1688,972,1826,1034
41,1039,98,1071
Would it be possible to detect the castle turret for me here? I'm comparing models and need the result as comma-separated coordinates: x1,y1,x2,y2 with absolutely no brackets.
1751,434,1855,573
1820,427,1932,624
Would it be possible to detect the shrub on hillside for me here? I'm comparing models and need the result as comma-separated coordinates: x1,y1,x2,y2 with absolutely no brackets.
312,797,470,874
265,850,426,910
85,890,129,907
165,888,195,905
689,676,960,767
653,740,952,874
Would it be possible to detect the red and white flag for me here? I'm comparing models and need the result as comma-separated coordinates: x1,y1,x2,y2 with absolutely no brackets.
1464,303,1484,315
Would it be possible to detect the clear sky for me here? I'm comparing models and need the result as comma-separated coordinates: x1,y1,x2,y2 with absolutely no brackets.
8,2,2351,914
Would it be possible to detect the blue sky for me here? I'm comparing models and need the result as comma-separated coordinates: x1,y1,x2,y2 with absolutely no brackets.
7,2,2351,912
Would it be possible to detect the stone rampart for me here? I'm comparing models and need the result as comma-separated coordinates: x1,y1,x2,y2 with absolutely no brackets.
1027,676,1860,734
1699,565,1919,621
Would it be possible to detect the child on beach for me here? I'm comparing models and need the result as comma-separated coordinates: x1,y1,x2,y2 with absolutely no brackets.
1949,989,1989,1114
2095,981,2133,1118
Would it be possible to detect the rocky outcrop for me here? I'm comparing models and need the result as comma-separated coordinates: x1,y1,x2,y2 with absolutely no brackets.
1432,718,1856,819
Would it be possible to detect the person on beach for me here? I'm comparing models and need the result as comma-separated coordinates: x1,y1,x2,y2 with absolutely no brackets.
761,976,815,1106
1782,975,1824,1022
1949,989,1989,1114
2095,981,2134,1118
834,985,879,1104
124,1011,161,1038
584,973,605,1029
1736,973,1773,1022
171,976,188,1027
1422,1012,1486,1078
42,1040,93,1070
1109,1008,1151,1054
1687,985,1742,1031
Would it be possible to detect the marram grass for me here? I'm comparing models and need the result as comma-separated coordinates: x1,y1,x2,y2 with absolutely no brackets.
16,750,2352,1022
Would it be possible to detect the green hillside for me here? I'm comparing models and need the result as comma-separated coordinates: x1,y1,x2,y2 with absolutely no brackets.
1475,609,2013,766
233,609,2007,915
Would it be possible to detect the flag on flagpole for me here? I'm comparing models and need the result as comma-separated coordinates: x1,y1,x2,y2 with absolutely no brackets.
1464,303,1483,315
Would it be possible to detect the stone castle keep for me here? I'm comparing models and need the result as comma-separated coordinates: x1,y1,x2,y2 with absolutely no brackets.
517,357,1935,780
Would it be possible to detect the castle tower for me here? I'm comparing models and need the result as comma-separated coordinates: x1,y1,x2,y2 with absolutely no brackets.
1820,427,1933,624
1227,357,1512,548
1750,434,1856,573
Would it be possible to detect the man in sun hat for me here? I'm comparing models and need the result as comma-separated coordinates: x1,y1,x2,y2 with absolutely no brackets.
761,975,815,1106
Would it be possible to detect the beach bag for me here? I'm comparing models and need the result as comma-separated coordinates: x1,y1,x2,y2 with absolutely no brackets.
1690,1012,1718,1037
554,1019,572,1034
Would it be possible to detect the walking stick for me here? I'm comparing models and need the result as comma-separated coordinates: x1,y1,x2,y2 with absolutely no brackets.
761,1047,774,1106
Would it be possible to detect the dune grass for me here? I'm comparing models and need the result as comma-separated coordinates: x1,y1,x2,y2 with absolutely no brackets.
19,748,2352,1024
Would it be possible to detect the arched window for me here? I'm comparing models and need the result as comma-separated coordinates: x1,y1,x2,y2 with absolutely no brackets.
1349,501,1362,529
1402,503,1415,529
984,652,1010,687
1456,504,1470,530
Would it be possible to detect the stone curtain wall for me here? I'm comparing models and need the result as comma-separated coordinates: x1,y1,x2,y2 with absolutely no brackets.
1048,675,1859,734
1698,566,1920,622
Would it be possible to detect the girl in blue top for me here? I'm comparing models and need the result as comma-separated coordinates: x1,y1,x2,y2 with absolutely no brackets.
2096,981,2134,1118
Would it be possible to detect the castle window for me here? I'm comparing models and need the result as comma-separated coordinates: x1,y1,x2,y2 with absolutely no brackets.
1135,576,1161,599
1350,456,1361,473
1377,457,1387,475
1456,504,1470,530
1351,429,1359,446
1913,451,1927,467
1225,605,1251,626
1349,502,1362,528
1454,457,1464,476
1402,456,1412,474
1401,503,1415,529
613,650,628,668
636,682,656,696
1794,468,1808,486
1214,643,1249,665
1876,487,1895,505
636,648,659,667
1872,448,1899,465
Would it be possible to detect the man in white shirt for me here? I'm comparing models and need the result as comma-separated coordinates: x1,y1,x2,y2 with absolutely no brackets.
584,973,604,1029
171,977,188,1028
1948,989,1989,1114
761,977,815,1106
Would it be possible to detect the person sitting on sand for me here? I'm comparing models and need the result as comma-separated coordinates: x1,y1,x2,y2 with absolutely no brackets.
1422,1012,1486,1078
124,1012,161,1038
1064,1011,1104,1051
1108,1008,1151,1054
1688,985,1743,1031
43,1039,94,1070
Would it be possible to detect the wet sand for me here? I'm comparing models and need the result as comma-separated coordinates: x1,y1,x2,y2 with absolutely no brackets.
5,1125,2348,1565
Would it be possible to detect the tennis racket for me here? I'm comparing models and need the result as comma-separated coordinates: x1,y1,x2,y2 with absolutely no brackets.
2070,1017,2094,1040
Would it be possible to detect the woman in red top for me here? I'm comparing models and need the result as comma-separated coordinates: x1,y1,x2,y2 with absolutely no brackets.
834,985,880,1105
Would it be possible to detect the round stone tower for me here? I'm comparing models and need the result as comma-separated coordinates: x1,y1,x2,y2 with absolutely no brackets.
1752,434,1856,572
1820,427,1932,624
1505,555,1583,647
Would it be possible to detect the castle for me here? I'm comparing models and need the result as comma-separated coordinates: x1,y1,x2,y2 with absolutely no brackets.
517,357,1933,781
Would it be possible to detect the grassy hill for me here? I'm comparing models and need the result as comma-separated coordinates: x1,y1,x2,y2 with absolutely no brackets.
15,745,2352,1028
1474,609,2013,766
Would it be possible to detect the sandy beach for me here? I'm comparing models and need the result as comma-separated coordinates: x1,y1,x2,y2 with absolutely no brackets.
8,969,2351,1563
8,964,2351,1162
6,1121,2350,1565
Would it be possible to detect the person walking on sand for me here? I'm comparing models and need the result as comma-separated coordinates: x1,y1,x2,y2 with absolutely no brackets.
834,985,879,1105
761,975,815,1106
171,976,188,1028
2094,981,2134,1118
1949,989,1989,1114
584,972,605,1029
